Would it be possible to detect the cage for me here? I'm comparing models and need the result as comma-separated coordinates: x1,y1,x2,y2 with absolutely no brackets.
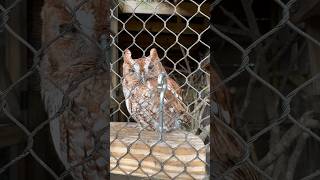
109,0,211,179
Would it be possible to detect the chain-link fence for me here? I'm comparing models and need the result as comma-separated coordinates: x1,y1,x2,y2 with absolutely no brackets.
1,0,320,179
1,0,110,179
210,0,320,179
110,0,210,179
0,0,209,179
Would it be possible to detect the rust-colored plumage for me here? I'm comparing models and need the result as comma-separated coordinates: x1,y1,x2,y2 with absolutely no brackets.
207,65,259,179
40,0,108,179
122,48,191,131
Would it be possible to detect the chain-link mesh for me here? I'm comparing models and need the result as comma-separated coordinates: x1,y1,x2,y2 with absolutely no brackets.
0,0,110,179
0,0,320,179
209,0,320,179
110,0,209,179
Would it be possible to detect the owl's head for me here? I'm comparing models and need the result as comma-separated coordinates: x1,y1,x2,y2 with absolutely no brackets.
41,0,109,70
123,48,166,84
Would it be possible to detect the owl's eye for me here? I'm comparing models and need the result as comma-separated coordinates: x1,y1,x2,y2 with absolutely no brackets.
129,68,135,73
148,64,154,70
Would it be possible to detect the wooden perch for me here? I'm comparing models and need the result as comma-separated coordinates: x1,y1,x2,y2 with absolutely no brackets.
110,122,206,179
118,0,209,17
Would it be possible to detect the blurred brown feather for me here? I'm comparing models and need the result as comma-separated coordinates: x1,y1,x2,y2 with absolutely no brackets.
40,0,109,179
207,64,259,179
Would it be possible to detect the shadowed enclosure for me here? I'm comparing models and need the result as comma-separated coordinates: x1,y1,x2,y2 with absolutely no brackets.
1,0,320,180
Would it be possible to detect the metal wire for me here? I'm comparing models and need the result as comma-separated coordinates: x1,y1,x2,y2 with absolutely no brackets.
157,72,167,137
208,0,320,179
0,0,320,179
0,0,110,179
110,0,209,179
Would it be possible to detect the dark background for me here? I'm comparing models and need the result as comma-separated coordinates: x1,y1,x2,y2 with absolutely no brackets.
1,0,320,179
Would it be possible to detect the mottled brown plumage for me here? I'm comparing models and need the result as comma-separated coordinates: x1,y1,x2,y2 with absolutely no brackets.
122,48,191,131
207,65,259,179
40,0,108,179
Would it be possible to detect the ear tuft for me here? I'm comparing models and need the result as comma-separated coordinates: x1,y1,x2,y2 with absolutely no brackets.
124,48,131,56
149,48,159,61
124,49,132,63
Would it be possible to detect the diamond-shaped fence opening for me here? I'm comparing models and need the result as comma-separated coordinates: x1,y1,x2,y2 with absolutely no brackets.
110,0,209,179
209,0,320,180
1,0,320,179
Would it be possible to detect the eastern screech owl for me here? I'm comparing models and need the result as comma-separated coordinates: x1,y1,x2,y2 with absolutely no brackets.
122,48,191,131
40,0,108,179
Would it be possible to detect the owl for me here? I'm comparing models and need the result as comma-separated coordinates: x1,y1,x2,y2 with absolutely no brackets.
122,48,191,132
40,0,108,179
204,64,259,179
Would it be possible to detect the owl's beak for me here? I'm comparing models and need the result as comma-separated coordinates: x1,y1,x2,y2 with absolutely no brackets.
140,73,145,84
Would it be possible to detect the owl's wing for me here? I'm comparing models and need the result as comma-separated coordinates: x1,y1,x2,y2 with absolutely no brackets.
165,78,192,126
41,1,109,179
210,66,234,126
209,65,258,179
167,77,183,100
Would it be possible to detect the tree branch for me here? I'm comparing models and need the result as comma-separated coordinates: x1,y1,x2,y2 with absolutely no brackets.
219,6,249,33
286,133,309,180
259,112,319,169
240,0,260,38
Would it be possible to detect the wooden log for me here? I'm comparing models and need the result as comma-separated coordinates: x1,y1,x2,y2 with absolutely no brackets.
110,122,207,179
118,1,209,17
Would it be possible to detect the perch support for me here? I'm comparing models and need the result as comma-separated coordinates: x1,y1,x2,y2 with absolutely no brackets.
118,0,209,17
110,122,206,179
